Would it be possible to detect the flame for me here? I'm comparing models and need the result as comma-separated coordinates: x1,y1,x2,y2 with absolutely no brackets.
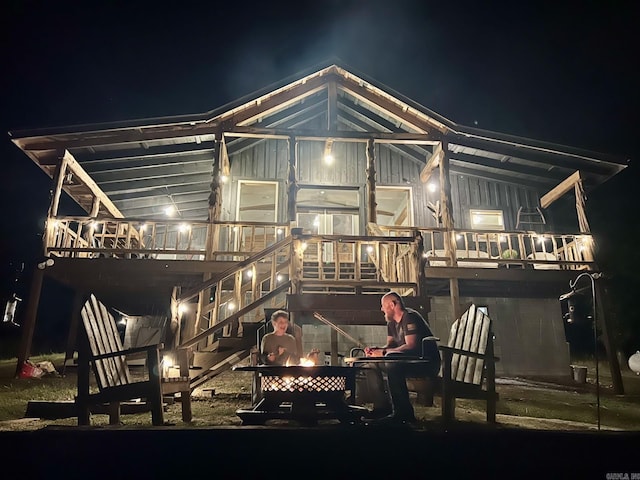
299,358,315,367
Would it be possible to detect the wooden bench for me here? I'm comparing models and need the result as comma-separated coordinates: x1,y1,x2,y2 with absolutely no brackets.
407,303,499,423
76,294,192,426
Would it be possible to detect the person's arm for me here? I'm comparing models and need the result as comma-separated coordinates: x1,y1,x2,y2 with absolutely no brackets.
385,333,417,354
365,336,395,356
261,336,277,364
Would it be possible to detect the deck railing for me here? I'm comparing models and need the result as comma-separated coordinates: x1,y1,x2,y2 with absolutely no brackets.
46,216,594,271
373,224,595,270
45,217,289,260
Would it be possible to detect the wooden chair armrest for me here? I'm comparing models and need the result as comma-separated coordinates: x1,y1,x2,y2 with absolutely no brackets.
91,343,161,361
438,345,499,362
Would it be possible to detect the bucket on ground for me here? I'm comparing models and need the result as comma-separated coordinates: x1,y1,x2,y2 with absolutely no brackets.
570,365,587,383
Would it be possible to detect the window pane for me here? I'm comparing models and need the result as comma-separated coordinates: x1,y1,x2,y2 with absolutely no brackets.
238,182,277,222
470,209,504,230
297,188,359,208
377,188,412,226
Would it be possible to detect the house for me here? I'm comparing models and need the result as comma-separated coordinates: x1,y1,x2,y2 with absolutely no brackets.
8,61,627,390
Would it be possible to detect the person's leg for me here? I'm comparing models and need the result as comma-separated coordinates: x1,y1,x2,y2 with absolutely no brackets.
357,363,392,415
386,363,415,421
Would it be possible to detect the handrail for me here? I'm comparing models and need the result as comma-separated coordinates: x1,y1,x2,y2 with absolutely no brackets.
179,282,290,349
178,236,292,304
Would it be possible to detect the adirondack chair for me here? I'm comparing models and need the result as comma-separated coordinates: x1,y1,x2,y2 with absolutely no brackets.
76,294,192,426
406,303,499,423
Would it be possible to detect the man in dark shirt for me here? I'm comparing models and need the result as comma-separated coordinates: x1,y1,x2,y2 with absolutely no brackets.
363,291,440,424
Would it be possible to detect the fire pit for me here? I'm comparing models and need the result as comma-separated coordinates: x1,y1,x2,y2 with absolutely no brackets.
233,365,367,425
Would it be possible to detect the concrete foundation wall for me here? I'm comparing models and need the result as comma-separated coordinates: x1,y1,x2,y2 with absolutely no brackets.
301,297,571,377
302,324,387,363
429,297,571,377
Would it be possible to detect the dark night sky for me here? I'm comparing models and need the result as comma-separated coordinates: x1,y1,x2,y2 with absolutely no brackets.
1,1,638,351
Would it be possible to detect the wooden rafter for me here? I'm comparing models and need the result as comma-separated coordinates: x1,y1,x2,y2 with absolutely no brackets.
540,171,582,209
420,141,444,183
60,150,124,218
337,75,443,136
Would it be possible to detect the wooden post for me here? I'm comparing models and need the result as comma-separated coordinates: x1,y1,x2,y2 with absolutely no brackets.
438,138,460,323
366,138,377,224
416,230,428,297
15,151,69,377
198,130,225,346
327,80,338,131
287,136,298,224
290,230,304,296
330,328,338,366
62,291,85,376
595,280,624,394
14,267,44,378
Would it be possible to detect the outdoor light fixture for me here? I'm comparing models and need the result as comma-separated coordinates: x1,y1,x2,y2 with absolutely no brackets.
164,206,175,217
559,271,602,430
220,175,228,183
323,138,334,165
428,183,438,193
37,258,55,270
178,303,188,315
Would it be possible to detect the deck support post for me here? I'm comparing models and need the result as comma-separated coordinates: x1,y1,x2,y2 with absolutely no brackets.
366,138,377,224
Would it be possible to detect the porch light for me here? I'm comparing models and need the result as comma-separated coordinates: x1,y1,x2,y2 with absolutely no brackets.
276,274,283,282
164,206,175,217
220,175,228,184
301,242,308,251
324,153,334,165
139,224,147,232
119,316,127,326
178,303,188,315
428,183,438,193
456,234,463,240
227,302,236,312
366,245,374,254
179,223,190,233
276,228,283,235
90,221,99,229
246,270,253,278
162,354,174,377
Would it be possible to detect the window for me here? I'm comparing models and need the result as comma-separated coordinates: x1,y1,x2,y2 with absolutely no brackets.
470,209,504,231
376,187,413,227
237,181,278,222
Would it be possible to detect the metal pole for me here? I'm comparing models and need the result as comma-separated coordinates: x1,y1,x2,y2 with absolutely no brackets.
568,272,601,431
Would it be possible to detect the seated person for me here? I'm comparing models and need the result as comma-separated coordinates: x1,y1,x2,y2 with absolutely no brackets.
260,310,300,365
360,291,440,424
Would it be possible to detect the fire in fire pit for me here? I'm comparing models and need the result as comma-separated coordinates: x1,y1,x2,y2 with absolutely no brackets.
233,364,367,425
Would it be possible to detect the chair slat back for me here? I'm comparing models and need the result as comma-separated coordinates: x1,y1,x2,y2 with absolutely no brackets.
447,304,491,385
81,294,132,389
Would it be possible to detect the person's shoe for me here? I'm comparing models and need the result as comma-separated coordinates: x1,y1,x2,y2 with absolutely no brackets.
362,406,392,419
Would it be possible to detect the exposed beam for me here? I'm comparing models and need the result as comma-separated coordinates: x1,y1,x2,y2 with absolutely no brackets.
337,75,443,136
448,150,568,183
449,134,615,177
337,110,427,167
224,73,329,127
60,150,125,218
420,141,443,183
15,125,218,152
449,163,553,190
226,125,436,144
540,170,582,209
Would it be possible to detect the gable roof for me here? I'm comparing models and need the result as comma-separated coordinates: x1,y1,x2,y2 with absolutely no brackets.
9,60,629,220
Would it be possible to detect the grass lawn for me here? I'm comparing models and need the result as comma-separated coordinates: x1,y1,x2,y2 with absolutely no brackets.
1,353,639,431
